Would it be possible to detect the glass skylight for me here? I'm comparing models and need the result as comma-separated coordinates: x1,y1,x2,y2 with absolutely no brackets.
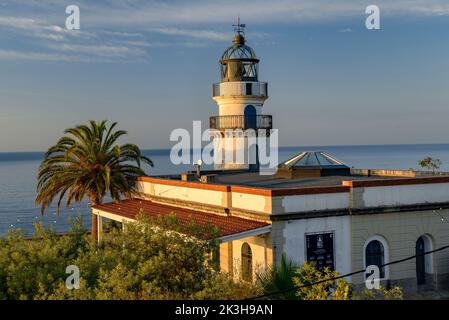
280,151,347,168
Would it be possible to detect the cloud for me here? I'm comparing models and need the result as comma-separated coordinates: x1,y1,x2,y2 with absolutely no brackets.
0,16,68,41
1,0,449,63
151,27,228,41
74,0,449,27
0,49,94,62
49,43,146,57
0,14,148,62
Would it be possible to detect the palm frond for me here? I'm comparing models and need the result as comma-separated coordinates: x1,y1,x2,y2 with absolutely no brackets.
36,120,153,215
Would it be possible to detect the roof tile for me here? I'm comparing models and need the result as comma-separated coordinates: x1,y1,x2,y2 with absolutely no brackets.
92,199,269,238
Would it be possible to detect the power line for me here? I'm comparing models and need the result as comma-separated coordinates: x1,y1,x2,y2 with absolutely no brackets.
248,244,449,300
433,208,449,223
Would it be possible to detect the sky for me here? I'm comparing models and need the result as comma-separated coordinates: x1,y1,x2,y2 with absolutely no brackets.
1,0,449,151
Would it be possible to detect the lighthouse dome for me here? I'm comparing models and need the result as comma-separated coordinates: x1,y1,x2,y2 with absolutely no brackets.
221,39,258,62
219,33,259,82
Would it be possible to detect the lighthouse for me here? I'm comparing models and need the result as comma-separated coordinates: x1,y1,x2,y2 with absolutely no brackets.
210,20,272,171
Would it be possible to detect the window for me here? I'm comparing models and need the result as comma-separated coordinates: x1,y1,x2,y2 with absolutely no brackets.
241,242,252,282
416,234,434,286
244,105,257,129
365,240,386,279
246,83,252,95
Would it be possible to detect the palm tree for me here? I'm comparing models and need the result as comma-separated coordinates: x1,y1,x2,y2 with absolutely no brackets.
36,120,153,240
257,254,297,299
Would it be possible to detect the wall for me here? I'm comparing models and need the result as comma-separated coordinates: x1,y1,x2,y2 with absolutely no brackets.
360,183,449,208
275,215,352,280
137,178,229,208
273,192,349,214
350,209,449,291
226,234,273,281
343,178,449,209
231,192,270,213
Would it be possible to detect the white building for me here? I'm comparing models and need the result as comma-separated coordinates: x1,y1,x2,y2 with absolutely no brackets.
91,25,449,294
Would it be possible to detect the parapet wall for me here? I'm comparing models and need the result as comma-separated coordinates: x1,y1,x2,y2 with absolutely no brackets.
137,174,449,218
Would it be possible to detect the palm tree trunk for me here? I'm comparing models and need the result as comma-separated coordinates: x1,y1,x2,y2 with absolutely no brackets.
91,198,100,241
91,213,98,241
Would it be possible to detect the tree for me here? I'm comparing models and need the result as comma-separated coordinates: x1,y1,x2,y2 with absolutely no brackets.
293,262,351,300
35,120,153,239
418,156,442,173
257,259,402,300
0,215,259,300
257,254,297,299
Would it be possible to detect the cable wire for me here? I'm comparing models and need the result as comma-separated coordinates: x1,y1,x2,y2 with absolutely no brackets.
248,244,449,300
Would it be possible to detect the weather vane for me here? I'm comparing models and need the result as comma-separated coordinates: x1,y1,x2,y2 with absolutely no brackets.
233,15,245,36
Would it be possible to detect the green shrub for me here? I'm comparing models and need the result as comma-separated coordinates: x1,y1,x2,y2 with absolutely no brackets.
0,214,258,300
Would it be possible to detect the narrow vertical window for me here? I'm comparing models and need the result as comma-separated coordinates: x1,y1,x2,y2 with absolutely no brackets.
241,242,252,282
246,83,252,95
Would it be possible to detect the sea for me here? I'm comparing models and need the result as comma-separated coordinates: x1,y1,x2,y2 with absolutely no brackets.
1,144,449,236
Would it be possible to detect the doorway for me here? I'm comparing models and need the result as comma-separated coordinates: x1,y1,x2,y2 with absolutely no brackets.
416,236,426,285
244,105,257,129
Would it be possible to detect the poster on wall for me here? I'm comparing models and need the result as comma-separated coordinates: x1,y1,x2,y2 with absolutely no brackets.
305,232,335,271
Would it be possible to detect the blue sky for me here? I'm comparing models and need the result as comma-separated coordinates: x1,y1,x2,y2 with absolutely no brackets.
1,0,449,151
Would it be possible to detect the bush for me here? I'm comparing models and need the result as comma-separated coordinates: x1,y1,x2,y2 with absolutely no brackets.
257,256,403,300
0,214,259,300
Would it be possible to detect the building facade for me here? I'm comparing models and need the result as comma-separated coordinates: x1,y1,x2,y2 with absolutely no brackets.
92,171,449,293
91,24,449,295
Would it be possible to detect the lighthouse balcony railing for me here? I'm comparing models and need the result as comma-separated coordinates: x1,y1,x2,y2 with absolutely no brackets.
212,82,268,97
209,115,272,130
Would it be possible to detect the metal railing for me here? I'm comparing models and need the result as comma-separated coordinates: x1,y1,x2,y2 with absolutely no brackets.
209,115,272,130
212,82,268,97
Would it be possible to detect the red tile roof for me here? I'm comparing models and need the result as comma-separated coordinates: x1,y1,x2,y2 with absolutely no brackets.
92,199,269,238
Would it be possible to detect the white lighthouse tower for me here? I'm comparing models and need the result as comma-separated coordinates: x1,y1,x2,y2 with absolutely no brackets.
210,20,272,171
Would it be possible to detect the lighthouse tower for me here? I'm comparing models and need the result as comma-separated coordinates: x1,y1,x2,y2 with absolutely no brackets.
210,20,272,171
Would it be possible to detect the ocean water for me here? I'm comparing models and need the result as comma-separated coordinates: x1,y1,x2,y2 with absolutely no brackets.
1,144,449,235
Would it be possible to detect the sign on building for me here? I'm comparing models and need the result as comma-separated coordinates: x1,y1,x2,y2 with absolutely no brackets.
306,232,335,271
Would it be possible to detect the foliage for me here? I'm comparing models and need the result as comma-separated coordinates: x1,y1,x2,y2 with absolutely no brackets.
418,156,442,172
293,262,351,300
0,215,258,300
357,286,403,300
35,120,153,237
257,254,297,299
0,217,87,300
258,258,403,300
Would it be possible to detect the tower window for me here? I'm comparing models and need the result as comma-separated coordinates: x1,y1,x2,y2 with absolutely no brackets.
246,83,252,95
241,242,253,282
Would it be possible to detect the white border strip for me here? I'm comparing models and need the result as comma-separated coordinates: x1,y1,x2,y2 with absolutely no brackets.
218,225,272,243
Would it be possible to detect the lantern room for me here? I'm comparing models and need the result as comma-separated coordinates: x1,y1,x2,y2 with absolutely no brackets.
219,27,259,82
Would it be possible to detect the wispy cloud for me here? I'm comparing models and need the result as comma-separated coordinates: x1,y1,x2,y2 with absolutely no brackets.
0,49,94,62
151,27,228,41
1,0,449,63
74,0,449,27
48,43,146,57
0,14,149,62
0,16,85,41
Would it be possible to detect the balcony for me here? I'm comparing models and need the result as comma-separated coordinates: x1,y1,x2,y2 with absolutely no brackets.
212,82,268,98
209,115,272,131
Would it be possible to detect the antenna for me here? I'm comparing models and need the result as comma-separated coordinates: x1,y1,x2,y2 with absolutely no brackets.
233,15,246,36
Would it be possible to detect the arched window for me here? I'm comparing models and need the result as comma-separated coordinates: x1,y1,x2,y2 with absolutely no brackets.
416,237,425,285
241,242,253,282
244,105,257,129
365,239,386,279
416,234,434,286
